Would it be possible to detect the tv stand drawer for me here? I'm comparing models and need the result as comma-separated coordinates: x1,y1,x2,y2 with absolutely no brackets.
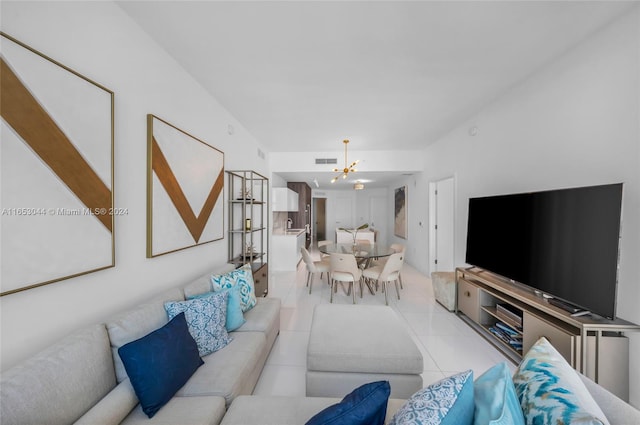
458,279,481,323
523,311,580,367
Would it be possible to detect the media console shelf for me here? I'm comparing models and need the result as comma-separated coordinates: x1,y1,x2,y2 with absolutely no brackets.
455,267,640,401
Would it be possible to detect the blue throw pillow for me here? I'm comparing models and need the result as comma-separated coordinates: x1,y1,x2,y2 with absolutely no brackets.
188,285,246,332
389,370,475,425
164,291,232,356
306,381,391,425
473,362,524,425
118,313,203,418
513,337,610,425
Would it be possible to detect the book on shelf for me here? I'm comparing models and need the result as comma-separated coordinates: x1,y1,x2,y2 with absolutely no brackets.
496,303,523,329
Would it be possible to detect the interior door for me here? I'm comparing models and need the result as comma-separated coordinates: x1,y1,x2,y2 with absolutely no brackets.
313,197,326,241
433,177,455,271
369,196,387,246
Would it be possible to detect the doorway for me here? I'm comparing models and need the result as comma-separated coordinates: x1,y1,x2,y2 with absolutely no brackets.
312,197,327,242
429,176,455,273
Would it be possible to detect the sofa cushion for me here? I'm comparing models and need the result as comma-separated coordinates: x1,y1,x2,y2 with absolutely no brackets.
176,331,266,406
189,285,246,332
211,263,257,312
107,288,184,383
306,380,391,425
165,291,232,356
513,337,610,425
220,396,406,425
118,313,204,418
73,379,138,425
474,362,524,425
120,395,226,425
0,324,116,425
389,370,474,425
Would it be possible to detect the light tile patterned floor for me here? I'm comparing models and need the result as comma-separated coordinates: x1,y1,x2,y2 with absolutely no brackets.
253,248,514,397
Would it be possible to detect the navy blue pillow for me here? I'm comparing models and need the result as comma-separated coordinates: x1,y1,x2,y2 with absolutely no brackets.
306,381,391,425
118,312,203,418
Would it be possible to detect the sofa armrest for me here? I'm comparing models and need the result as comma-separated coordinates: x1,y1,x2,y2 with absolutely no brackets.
580,374,640,425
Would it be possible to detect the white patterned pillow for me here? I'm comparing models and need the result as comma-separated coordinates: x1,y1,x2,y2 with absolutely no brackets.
164,291,232,356
513,337,609,425
389,370,475,425
211,263,257,312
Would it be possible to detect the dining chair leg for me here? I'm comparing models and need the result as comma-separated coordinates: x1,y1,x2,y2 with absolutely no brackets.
399,273,404,289
394,279,401,300
383,281,389,305
352,282,356,304
308,272,315,294
330,280,335,303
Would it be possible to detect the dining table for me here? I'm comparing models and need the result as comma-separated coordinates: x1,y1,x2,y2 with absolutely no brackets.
318,243,396,295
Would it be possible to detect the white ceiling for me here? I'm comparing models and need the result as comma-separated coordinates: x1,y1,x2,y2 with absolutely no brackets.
118,1,633,188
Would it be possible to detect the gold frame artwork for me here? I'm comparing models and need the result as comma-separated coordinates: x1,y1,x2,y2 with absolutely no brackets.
394,185,408,239
146,115,225,257
1,32,115,296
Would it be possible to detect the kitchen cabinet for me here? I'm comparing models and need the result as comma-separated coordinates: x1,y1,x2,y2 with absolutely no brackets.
272,188,298,212
271,229,305,271
287,182,312,248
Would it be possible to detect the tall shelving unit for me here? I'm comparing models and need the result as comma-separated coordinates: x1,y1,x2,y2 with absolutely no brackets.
227,170,269,297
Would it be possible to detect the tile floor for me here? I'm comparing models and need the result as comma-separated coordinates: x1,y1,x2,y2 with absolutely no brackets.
253,249,515,397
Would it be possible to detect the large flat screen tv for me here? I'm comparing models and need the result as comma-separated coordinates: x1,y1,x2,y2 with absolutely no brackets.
465,183,623,319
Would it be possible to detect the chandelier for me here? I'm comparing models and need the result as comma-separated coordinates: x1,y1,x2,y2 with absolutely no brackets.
331,139,359,183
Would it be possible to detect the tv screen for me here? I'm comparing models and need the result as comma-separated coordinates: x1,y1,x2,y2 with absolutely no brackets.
465,183,623,319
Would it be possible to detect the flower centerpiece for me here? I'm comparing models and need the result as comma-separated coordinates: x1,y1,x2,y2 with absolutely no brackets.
338,223,369,247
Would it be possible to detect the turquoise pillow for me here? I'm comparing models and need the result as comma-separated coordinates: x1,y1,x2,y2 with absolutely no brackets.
306,381,390,425
473,362,524,425
188,285,246,332
211,263,257,312
513,337,609,425
389,370,475,425
118,313,203,418
164,291,232,357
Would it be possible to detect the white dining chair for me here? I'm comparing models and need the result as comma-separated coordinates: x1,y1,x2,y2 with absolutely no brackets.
301,247,330,294
372,243,405,289
329,253,362,304
362,252,404,305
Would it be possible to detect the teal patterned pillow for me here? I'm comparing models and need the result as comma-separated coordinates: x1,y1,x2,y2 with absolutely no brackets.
513,337,609,425
211,263,257,312
164,291,232,357
389,370,475,425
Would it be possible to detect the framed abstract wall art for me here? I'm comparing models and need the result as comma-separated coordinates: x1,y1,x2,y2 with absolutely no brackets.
147,115,224,257
394,185,407,239
1,32,115,296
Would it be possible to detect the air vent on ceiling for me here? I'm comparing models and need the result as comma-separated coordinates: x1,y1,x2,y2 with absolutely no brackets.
315,158,337,164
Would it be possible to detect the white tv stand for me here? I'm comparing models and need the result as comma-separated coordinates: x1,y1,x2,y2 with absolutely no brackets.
455,267,640,401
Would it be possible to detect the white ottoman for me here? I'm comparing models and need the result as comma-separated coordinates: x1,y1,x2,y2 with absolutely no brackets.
431,271,456,311
306,304,423,399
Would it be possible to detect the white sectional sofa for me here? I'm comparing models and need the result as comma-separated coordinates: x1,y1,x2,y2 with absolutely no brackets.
2,262,639,425
0,264,280,425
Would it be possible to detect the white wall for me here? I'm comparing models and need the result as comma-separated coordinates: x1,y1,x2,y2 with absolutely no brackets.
0,2,269,370
418,9,640,406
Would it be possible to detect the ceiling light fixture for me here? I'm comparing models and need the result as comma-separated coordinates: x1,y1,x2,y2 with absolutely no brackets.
331,139,359,183
354,181,364,190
